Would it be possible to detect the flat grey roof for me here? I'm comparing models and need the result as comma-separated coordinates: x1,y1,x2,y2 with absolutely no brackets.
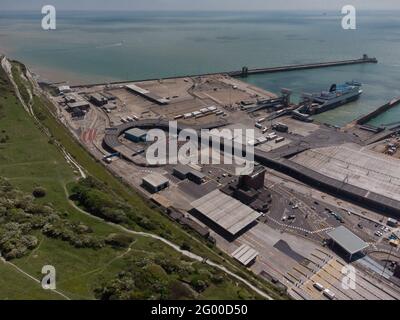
68,101,90,108
190,189,261,236
188,169,206,179
327,226,369,255
143,173,169,188
231,244,259,266
125,84,169,105
91,93,107,100
174,165,206,179
125,128,147,137
173,164,192,175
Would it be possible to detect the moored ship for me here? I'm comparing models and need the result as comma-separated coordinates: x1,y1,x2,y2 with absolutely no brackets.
300,81,363,114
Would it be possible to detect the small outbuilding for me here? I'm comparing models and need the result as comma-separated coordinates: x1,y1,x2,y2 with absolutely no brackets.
173,164,205,184
58,85,71,94
231,244,259,267
66,101,90,113
90,93,108,106
142,173,169,193
125,128,147,142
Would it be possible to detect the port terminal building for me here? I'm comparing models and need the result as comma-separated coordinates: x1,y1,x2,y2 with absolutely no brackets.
190,189,262,240
125,128,148,142
327,226,369,261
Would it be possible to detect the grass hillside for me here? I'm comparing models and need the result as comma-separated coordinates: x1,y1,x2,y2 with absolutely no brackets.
0,59,286,300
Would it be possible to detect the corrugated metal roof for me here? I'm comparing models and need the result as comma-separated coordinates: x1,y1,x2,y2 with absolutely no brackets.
125,84,150,95
231,244,259,266
143,173,169,188
191,190,261,236
327,226,369,255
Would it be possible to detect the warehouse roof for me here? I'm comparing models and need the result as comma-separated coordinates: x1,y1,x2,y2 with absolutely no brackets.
174,165,206,179
327,226,369,255
91,93,107,101
231,244,259,266
125,84,169,105
173,164,192,176
189,170,206,180
125,84,150,95
143,173,169,188
190,189,261,236
67,101,90,109
58,85,71,92
125,128,147,137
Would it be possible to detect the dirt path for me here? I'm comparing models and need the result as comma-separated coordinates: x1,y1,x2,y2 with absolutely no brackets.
0,257,71,300
65,188,273,300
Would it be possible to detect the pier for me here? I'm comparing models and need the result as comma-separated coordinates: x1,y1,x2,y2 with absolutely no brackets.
62,55,378,88
356,97,400,126
230,55,378,77
344,97,400,145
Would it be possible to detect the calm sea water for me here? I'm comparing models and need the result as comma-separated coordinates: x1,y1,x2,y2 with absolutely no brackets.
1,10,400,126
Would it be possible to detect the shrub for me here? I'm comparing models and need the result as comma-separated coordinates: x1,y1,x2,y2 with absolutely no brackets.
180,242,191,251
32,187,46,198
105,233,135,248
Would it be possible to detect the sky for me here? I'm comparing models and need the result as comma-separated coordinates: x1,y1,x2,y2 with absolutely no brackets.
2,0,400,12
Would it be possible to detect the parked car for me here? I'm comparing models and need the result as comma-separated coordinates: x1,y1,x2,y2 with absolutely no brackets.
375,231,383,237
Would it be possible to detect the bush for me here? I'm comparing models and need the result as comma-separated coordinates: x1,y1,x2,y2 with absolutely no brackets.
32,187,46,198
105,233,135,248
180,242,191,251
191,279,208,292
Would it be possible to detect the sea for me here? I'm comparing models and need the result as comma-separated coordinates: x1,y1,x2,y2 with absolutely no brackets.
1,10,400,126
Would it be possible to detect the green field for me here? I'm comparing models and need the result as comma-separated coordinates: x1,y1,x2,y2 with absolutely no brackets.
0,263,59,300
0,59,287,300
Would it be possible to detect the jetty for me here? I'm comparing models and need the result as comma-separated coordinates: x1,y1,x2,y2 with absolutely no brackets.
231,55,378,77
51,55,378,88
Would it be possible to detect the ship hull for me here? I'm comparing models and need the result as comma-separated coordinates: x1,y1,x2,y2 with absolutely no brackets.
309,91,362,115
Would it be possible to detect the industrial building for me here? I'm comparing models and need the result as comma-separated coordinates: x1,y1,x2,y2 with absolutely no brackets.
90,93,108,107
238,166,266,190
173,164,192,180
327,226,369,261
64,94,79,104
190,189,262,239
101,92,116,101
231,244,259,267
58,85,71,94
272,122,289,133
142,173,169,193
66,101,90,114
124,128,147,142
125,84,169,105
222,166,271,211
173,164,206,184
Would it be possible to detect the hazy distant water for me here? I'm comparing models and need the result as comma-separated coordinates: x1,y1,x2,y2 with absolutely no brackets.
1,10,400,125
